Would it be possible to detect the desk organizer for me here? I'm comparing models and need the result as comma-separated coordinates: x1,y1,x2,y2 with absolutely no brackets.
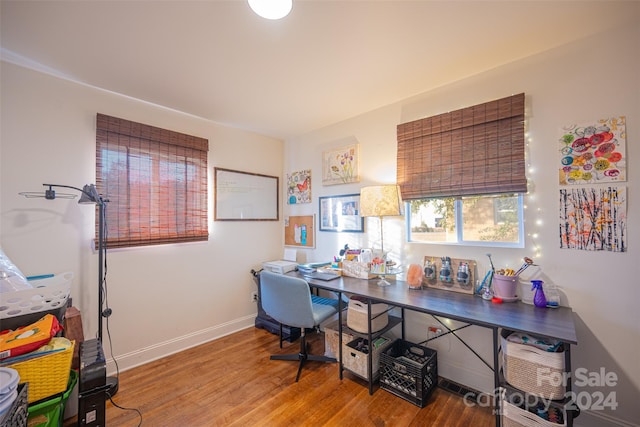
346,296,389,333
341,260,375,279
343,336,392,380
422,256,475,294
501,330,566,400
502,398,566,427
380,339,438,408
5,341,75,404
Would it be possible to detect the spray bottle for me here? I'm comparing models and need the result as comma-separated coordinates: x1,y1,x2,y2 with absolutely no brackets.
531,280,547,308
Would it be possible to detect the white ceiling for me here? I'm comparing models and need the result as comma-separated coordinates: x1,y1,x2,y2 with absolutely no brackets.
2,1,639,139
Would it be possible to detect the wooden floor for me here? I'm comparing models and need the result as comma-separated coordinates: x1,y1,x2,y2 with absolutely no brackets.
65,327,495,426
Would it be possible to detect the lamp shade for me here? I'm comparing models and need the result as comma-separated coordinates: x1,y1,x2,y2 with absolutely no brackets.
359,185,404,217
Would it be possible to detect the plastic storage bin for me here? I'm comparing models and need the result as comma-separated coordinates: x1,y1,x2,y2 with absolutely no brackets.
0,272,72,331
380,339,438,408
28,370,77,427
0,383,28,427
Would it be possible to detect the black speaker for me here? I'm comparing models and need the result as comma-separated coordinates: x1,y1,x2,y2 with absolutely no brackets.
78,339,107,426
78,388,106,426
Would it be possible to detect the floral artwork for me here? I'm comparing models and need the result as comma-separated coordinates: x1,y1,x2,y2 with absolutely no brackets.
558,116,626,185
287,169,311,204
559,186,626,252
322,144,359,185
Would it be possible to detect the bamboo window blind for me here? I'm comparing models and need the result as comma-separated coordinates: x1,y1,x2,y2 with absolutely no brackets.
396,93,526,200
96,113,209,249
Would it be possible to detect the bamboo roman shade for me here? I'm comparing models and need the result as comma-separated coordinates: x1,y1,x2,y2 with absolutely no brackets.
397,93,526,200
96,113,209,249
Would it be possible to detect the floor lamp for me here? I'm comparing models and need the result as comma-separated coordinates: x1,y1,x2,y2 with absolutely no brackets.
21,183,118,396
359,185,404,286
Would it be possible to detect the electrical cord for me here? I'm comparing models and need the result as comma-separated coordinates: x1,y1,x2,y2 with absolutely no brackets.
106,391,142,427
100,211,143,424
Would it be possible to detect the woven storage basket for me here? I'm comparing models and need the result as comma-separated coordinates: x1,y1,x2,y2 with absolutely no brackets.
501,330,565,400
6,341,74,404
346,296,388,333
502,400,566,427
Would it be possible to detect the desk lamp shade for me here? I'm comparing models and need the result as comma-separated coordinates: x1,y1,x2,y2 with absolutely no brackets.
360,185,403,218
360,185,404,260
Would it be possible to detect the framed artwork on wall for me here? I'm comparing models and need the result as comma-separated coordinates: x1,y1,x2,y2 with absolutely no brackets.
287,169,311,204
319,193,364,232
322,144,360,185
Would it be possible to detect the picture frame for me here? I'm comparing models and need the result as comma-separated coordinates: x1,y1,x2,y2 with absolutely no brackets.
322,144,360,185
319,194,364,232
284,215,316,248
214,167,278,221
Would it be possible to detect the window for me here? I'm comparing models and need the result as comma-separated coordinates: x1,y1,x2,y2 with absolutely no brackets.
407,194,524,246
96,114,209,249
397,94,526,247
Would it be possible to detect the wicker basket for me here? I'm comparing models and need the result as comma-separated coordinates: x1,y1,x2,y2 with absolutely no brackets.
501,330,565,400
502,399,566,427
5,341,74,404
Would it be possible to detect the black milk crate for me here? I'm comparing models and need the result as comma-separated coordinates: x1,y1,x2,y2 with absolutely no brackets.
380,339,437,408
0,383,28,427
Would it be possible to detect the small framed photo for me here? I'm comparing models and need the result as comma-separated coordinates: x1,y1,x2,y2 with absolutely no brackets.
319,194,364,233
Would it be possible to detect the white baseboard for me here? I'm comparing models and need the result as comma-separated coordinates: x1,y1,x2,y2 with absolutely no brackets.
104,315,255,375
574,409,640,427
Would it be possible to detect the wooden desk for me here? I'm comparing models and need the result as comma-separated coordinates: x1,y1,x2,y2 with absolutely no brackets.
298,273,578,426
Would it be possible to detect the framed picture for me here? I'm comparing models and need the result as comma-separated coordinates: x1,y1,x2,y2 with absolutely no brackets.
215,167,278,221
322,144,360,185
285,215,316,248
319,194,364,232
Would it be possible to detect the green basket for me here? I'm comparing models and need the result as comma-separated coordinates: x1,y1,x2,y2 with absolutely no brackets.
27,370,77,427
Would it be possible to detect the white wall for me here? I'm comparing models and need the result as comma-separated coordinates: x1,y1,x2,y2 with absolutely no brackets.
1,62,284,371
285,23,639,426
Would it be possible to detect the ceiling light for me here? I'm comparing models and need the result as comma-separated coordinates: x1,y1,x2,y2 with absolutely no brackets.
248,0,292,20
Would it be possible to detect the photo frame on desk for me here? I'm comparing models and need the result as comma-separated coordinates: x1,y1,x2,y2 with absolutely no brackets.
285,215,316,248
319,194,364,232
215,167,278,221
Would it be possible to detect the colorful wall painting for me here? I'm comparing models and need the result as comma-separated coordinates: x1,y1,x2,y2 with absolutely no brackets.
559,186,626,252
287,169,311,204
322,144,359,185
558,116,626,185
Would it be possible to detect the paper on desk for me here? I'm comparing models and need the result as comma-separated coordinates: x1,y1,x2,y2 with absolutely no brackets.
284,248,297,262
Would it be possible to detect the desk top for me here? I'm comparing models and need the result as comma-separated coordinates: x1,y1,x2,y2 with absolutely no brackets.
300,273,577,345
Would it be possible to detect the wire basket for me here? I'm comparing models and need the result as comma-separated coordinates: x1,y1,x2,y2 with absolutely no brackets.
5,341,74,404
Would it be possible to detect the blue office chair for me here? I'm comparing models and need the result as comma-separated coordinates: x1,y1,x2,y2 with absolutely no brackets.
260,270,340,382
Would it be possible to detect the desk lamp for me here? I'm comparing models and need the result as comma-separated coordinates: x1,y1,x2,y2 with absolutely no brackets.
359,185,404,285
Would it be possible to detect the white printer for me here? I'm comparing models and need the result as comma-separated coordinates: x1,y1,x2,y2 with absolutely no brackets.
262,249,298,274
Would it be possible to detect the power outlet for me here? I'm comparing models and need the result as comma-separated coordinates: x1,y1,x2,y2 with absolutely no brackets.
251,291,259,303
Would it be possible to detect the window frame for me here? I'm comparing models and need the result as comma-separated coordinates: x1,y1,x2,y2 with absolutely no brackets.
406,194,525,248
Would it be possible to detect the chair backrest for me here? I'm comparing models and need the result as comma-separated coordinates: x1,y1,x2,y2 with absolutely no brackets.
260,270,317,329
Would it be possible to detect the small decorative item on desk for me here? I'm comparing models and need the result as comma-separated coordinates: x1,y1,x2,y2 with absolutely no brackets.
406,264,424,289
370,257,397,287
439,256,452,283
